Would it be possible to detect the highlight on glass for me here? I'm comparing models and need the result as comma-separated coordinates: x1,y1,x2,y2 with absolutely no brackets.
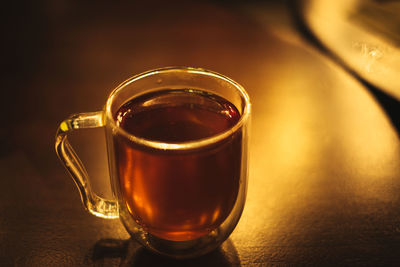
55,67,251,258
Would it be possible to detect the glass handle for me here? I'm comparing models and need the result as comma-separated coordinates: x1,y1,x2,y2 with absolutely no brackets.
55,111,119,219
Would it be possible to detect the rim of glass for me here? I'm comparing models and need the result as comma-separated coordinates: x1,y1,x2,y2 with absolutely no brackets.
105,66,251,150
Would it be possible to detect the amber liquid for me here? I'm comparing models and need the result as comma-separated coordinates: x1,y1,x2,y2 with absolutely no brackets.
114,89,242,241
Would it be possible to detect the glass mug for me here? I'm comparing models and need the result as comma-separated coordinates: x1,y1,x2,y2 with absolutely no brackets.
55,67,251,258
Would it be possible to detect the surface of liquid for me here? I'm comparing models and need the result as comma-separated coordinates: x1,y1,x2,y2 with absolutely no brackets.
114,89,242,241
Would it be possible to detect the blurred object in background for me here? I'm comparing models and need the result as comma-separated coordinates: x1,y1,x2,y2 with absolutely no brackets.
296,0,400,100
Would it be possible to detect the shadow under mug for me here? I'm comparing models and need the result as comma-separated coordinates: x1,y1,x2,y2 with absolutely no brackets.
55,67,251,258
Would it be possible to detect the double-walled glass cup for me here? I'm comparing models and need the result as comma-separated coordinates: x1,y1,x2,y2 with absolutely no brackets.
55,67,251,258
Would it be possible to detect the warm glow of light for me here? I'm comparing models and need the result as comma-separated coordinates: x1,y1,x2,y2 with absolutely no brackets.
306,0,400,100
211,206,221,224
236,64,321,239
144,205,153,222
123,146,154,223
232,47,400,247
199,213,207,225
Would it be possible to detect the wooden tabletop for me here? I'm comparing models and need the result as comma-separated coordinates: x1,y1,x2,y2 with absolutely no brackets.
2,1,400,266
